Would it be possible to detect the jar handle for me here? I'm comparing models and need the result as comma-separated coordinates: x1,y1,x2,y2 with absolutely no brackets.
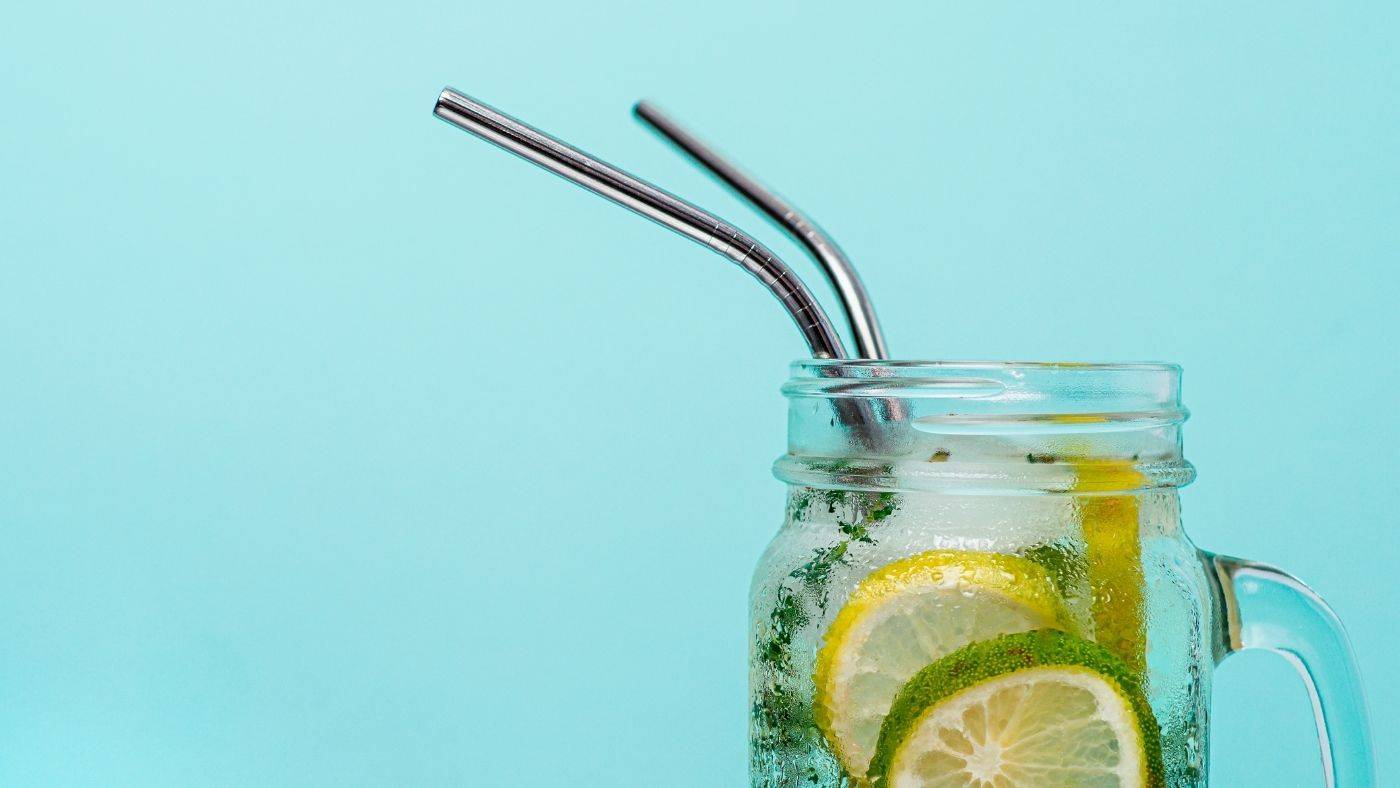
1202,552,1376,786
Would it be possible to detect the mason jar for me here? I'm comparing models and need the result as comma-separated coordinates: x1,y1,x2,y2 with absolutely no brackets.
749,361,1373,787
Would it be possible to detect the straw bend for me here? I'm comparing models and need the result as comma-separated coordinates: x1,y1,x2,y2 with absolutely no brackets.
433,87,847,360
633,101,890,360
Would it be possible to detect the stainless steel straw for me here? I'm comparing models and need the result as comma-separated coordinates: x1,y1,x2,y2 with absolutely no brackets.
433,88,848,360
633,101,890,360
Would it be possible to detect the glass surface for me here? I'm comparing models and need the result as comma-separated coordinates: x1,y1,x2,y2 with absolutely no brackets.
750,362,1372,787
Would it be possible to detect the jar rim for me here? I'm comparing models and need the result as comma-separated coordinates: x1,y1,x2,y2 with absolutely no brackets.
784,359,1184,406
793,359,1181,373
780,359,1192,492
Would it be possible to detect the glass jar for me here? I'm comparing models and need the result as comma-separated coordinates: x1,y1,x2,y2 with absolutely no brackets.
749,361,1373,787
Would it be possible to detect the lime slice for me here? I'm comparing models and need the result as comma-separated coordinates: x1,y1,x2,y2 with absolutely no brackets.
813,551,1075,779
870,629,1164,787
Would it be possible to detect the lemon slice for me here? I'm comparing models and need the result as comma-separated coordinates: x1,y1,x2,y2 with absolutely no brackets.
813,551,1075,780
1072,457,1148,675
869,630,1164,788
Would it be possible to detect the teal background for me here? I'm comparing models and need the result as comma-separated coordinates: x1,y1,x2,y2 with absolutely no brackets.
1,2,1396,785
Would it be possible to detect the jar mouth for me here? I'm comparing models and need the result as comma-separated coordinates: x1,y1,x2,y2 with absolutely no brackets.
795,359,1181,372
784,359,1184,413
780,360,1192,492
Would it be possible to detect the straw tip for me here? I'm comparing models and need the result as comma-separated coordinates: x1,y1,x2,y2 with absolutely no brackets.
633,100,659,119
434,86,456,116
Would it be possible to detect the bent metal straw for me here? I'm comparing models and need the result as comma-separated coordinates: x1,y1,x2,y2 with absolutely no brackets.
633,101,890,360
433,88,848,360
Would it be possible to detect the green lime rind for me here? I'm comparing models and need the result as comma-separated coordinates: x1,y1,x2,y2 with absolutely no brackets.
866,629,1165,787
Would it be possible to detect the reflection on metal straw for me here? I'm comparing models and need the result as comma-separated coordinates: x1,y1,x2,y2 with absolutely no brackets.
433,87,847,360
633,101,889,360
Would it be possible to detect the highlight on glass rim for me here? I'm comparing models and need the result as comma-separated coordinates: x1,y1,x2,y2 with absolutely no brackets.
432,88,1378,788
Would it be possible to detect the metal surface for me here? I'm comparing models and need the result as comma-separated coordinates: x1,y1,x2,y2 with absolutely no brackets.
633,101,890,359
433,87,847,360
